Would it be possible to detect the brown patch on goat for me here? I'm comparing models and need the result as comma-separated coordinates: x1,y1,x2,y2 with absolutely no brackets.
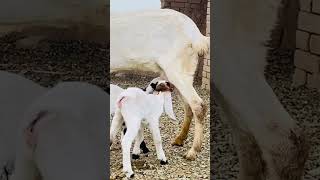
269,128,310,180
191,101,207,153
172,105,193,146
193,100,207,124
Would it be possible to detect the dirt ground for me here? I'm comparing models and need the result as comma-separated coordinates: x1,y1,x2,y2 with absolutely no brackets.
110,74,210,179
0,32,109,90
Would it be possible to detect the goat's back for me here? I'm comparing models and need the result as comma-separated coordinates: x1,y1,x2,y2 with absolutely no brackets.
110,9,208,72
0,71,46,171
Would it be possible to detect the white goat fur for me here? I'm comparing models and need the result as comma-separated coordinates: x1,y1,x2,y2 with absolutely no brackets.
110,84,124,117
110,9,209,160
213,0,309,179
110,77,163,117
110,87,176,177
0,71,46,180
11,82,108,180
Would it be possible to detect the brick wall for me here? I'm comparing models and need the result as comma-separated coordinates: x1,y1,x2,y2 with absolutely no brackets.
294,0,320,89
161,0,210,90
201,0,210,90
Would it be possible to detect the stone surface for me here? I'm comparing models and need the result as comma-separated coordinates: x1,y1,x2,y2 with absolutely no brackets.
293,68,307,86
312,0,320,14
300,0,312,12
296,30,310,50
294,50,320,73
310,34,320,55
307,73,320,89
298,11,320,34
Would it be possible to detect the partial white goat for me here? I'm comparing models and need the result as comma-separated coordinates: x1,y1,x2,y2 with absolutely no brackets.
213,0,309,179
110,81,176,178
0,71,46,180
111,9,209,160
11,82,108,180
110,84,125,117
110,77,164,116
110,77,168,155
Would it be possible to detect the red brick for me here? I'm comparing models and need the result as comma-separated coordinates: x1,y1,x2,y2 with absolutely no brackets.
294,50,320,72
293,68,307,86
298,12,320,34
171,2,185,8
296,30,309,50
175,0,187,2
310,34,320,55
191,3,201,9
190,0,201,3
312,0,320,14
307,73,320,89
300,0,312,11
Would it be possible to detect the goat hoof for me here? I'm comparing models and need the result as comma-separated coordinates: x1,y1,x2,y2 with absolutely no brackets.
171,137,184,146
141,147,150,154
132,154,140,159
124,171,134,178
140,141,150,153
160,160,168,165
183,150,196,161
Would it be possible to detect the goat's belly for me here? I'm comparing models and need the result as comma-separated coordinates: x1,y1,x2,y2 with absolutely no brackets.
110,58,162,73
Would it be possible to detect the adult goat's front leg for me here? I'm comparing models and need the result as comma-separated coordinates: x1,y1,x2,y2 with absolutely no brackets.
164,69,206,160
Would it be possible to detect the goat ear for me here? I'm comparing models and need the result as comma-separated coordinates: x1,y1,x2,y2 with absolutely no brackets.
163,92,177,121
150,82,157,90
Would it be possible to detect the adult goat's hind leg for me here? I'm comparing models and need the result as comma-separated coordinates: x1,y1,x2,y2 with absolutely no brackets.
172,97,193,146
163,66,206,160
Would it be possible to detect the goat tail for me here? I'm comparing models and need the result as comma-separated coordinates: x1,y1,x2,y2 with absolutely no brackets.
193,35,210,57
116,90,138,108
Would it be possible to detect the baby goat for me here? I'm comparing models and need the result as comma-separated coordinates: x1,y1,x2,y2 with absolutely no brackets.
11,82,108,180
110,77,166,154
110,80,176,178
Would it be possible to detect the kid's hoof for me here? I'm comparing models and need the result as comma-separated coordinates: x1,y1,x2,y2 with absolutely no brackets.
132,154,140,159
140,141,150,153
160,160,168,165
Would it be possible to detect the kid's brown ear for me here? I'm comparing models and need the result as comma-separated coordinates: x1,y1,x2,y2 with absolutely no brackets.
166,82,175,92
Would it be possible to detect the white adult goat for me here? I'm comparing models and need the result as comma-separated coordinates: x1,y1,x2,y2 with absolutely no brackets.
0,71,46,180
11,82,108,180
110,81,176,178
111,9,209,160
213,0,309,179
